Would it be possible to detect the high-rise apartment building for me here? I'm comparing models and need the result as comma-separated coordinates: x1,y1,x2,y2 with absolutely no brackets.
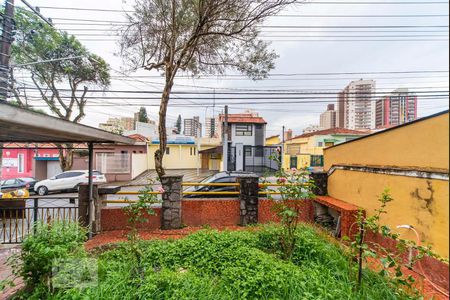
184,116,202,138
99,117,135,133
338,79,376,130
320,104,337,129
376,88,417,128
205,117,219,138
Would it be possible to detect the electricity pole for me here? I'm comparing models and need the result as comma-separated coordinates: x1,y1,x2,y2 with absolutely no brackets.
0,0,15,101
223,105,229,172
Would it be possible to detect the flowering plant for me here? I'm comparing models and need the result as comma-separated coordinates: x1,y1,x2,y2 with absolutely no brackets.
264,152,316,260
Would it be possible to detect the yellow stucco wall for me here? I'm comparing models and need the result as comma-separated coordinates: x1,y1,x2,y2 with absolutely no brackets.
324,112,449,258
266,136,281,145
147,144,200,170
324,113,449,171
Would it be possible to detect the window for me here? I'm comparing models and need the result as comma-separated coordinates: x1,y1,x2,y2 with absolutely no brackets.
96,153,130,174
4,179,17,185
235,124,252,136
18,154,24,173
166,148,170,155
325,142,334,147
244,147,252,156
310,155,324,167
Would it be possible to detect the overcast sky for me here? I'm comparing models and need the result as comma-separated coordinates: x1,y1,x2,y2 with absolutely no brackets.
14,0,450,136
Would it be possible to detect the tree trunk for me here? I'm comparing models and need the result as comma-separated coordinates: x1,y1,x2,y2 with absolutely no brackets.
155,78,175,180
58,144,74,171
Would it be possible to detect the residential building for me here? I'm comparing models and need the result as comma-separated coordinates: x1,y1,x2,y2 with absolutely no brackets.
284,129,293,141
283,128,367,170
219,111,267,147
94,134,148,182
266,135,281,146
303,125,324,134
338,79,376,130
375,88,418,128
123,121,158,138
99,117,135,133
323,111,449,286
0,146,60,180
205,117,219,138
147,136,200,170
320,104,337,129
184,116,202,138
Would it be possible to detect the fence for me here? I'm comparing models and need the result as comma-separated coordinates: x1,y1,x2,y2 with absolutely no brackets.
0,196,79,244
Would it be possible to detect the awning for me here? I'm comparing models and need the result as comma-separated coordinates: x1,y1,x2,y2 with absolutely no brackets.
199,146,223,154
0,102,135,144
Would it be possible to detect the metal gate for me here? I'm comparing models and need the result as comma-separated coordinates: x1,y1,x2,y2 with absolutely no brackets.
0,196,79,244
227,146,236,172
243,146,281,175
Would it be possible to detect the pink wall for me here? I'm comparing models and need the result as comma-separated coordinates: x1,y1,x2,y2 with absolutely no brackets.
1,148,59,180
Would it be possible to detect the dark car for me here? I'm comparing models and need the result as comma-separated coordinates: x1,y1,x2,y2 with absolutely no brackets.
0,177,37,193
183,171,257,198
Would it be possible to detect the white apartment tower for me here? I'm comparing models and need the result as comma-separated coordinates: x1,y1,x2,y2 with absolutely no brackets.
320,104,337,129
338,79,376,130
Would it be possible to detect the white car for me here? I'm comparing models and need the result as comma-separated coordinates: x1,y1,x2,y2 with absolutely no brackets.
34,170,107,196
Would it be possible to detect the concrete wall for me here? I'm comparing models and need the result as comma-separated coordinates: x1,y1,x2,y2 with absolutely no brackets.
132,153,148,179
324,112,449,258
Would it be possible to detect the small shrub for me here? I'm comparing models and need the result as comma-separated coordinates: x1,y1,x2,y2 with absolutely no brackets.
9,221,87,294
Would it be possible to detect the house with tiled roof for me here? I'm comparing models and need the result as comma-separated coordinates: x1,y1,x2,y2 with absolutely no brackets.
284,128,368,170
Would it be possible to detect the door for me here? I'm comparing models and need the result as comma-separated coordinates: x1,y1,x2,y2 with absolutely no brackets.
235,144,244,171
47,161,62,179
201,155,209,169
290,156,298,169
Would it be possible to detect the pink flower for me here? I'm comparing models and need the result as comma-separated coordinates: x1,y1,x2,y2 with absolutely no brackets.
157,187,166,194
277,177,287,184
291,168,297,172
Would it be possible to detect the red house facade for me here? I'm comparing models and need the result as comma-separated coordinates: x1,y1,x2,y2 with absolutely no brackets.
1,146,60,180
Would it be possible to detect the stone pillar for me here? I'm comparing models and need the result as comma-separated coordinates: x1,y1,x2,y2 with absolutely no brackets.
238,175,259,226
310,172,328,196
161,175,183,230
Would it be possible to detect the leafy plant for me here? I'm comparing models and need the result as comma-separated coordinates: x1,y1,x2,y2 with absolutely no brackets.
264,151,316,260
6,222,87,295
348,189,445,293
122,182,161,278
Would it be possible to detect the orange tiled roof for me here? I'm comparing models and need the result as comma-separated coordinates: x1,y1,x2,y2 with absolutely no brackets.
127,134,148,142
219,114,267,124
287,128,368,141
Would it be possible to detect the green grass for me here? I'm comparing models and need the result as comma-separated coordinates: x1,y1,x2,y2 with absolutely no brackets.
25,225,418,300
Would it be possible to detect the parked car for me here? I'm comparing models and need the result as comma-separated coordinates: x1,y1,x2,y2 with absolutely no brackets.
0,177,37,193
184,171,257,198
34,170,107,196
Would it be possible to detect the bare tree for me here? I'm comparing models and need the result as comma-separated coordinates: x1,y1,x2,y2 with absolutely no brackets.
120,0,299,178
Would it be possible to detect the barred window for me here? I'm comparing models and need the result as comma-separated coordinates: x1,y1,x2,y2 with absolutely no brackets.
235,124,252,136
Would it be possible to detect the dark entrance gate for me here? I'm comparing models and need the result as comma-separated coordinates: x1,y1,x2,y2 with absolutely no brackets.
0,196,79,244
243,146,280,175
227,146,236,172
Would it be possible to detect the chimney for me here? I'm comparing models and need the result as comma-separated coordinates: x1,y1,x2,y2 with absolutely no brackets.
284,129,293,141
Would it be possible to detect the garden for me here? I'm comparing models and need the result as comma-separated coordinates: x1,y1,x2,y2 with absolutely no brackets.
4,222,422,300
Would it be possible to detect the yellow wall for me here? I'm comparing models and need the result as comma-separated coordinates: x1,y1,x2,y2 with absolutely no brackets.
284,136,324,168
266,136,281,145
147,144,200,170
324,113,449,171
324,112,449,258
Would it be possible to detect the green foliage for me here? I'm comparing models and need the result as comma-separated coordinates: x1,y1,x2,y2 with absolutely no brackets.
349,189,444,293
175,114,182,134
138,107,149,123
122,182,160,279
7,222,87,293
264,151,316,260
35,226,416,300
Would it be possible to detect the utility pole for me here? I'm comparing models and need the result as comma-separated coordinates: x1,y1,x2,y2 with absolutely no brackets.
0,0,15,102
223,105,229,172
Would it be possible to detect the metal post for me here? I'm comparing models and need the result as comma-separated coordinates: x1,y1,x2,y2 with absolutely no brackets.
357,222,365,287
87,142,94,239
223,105,229,171
0,0,15,101
33,197,38,234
